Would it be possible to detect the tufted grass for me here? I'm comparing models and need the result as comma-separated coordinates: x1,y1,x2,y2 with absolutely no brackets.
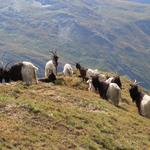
0,74,150,150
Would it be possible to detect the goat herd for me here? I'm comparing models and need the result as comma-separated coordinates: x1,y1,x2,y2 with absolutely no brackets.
0,50,150,119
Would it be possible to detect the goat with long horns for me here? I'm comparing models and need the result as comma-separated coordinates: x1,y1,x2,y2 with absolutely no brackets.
45,49,59,78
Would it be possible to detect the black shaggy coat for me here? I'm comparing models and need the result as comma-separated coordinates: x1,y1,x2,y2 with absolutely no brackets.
0,68,3,83
92,76,109,100
39,72,56,83
0,62,23,83
111,76,122,89
129,84,144,115
76,63,88,81
8,63,23,81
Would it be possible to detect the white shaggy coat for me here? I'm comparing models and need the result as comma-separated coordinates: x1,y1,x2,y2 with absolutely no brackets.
45,60,56,78
106,83,121,106
21,61,38,85
105,77,114,83
141,94,150,118
63,64,73,76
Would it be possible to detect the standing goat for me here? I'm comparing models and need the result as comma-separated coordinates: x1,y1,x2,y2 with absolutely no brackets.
76,63,104,81
92,76,121,106
63,64,73,76
76,63,87,81
1,61,38,85
129,80,150,118
45,50,59,78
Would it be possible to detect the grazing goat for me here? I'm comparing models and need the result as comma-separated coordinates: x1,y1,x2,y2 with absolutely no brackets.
129,81,150,118
45,50,59,78
63,64,73,76
106,76,122,89
1,61,38,85
39,72,56,83
92,76,121,106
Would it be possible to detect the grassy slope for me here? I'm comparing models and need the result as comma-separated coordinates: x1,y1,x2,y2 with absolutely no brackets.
0,73,150,150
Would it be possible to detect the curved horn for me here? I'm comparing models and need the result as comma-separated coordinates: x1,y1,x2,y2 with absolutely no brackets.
0,61,4,68
4,61,13,70
49,50,55,55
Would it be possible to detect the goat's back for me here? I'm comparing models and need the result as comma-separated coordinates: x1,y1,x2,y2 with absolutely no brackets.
141,94,150,118
106,83,121,106
9,62,23,81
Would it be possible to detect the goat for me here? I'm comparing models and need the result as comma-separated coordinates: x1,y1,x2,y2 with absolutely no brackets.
39,72,56,83
1,61,38,85
45,50,59,78
21,61,38,85
76,63,105,81
86,69,100,79
92,76,121,106
106,76,122,89
63,64,73,76
87,73,106,92
76,63,87,81
129,81,150,118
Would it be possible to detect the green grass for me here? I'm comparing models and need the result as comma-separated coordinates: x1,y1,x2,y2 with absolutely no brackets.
0,74,150,150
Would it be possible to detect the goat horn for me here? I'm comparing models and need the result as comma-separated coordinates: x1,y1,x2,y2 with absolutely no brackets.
0,61,4,67
54,49,57,54
4,61,13,70
49,50,55,55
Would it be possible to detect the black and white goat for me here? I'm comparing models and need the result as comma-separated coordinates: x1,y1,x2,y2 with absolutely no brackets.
0,61,38,85
45,50,59,78
92,76,121,106
129,80,150,118
106,76,122,89
87,74,106,92
76,63,105,81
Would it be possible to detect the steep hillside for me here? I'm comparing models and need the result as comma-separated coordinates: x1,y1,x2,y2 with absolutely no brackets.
0,74,150,150
0,0,150,89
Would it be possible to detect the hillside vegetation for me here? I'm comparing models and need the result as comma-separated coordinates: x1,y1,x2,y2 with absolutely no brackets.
0,73,150,150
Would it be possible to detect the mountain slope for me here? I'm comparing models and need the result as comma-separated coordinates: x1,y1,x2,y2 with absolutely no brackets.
0,74,150,149
0,0,150,89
